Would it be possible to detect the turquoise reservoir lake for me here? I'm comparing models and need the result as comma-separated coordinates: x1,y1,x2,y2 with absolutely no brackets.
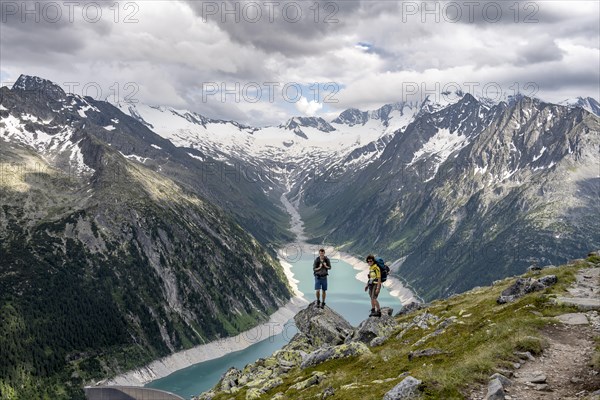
147,251,404,398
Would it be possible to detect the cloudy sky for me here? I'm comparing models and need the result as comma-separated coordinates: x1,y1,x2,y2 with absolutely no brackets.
1,0,598,126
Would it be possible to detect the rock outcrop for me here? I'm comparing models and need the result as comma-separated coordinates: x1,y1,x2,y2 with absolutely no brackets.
346,307,398,346
300,342,370,369
485,377,505,400
497,275,558,304
287,371,326,391
196,302,363,399
293,302,354,347
396,301,428,316
554,267,600,311
383,376,423,399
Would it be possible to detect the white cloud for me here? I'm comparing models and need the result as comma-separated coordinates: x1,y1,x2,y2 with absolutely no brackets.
1,0,598,125
295,97,323,116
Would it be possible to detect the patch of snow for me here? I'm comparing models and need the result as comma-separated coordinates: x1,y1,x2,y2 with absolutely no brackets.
78,106,90,118
103,125,116,131
409,128,471,181
21,113,38,122
474,164,488,175
77,102,100,118
151,144,162,150
1,115,75,153
2,120,95,176
69,143,95,175
410,128,470,166
0,115,24,140
121,152,149,163
532,146,546,162
501,168,518,181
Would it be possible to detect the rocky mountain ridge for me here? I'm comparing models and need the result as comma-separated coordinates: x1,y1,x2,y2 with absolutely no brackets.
300,94,600,300
108,88,599,304
1,75,292,245
4,75,598,303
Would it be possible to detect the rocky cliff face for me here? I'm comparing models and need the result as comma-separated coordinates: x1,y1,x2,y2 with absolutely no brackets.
0,76,293,399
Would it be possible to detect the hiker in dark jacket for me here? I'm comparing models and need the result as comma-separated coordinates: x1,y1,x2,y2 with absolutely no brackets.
313,248,331,309
364,254,382,317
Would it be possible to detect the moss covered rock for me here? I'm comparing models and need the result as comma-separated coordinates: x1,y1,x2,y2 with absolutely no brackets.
293,302,353,347
219,367,242,391
300,342,371,368
273,349,305,370
259,377,284,393
245,388,262,400
288,371,326,391
282,332,315,353
346,307,399,345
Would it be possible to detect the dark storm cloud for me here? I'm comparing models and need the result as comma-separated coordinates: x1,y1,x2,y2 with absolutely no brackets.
435,0,559,26
514,36,565,66
0,0,597,125
184,0,363,56
1,24,86,62
0,0,114,61
0,0,115,32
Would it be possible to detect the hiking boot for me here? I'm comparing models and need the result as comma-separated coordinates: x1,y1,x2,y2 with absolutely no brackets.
369,309,376,317
375,310,382,317
316,300,321,307
320,302,326,309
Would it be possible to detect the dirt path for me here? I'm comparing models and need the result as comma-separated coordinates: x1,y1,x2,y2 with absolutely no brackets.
506,267,600,399
472,266,600,400
506,322,599,399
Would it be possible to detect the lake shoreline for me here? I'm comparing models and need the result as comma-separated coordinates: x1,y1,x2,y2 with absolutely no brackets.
103,193,419,388
101,229,309,388
102,297,308,387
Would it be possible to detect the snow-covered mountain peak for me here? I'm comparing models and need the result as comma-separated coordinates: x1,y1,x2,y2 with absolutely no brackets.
418,91,466,114
559,97,600,116
280,116,336,133
127,104,212,127
368,101,417,126
5,76,597,201
13,74,57,91
12,74,67,101
331,108,368,126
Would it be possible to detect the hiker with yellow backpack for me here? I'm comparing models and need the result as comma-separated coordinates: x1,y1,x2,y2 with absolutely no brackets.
364,254,390,317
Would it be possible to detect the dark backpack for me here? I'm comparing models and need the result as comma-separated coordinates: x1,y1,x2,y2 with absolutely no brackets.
375,257,390,282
